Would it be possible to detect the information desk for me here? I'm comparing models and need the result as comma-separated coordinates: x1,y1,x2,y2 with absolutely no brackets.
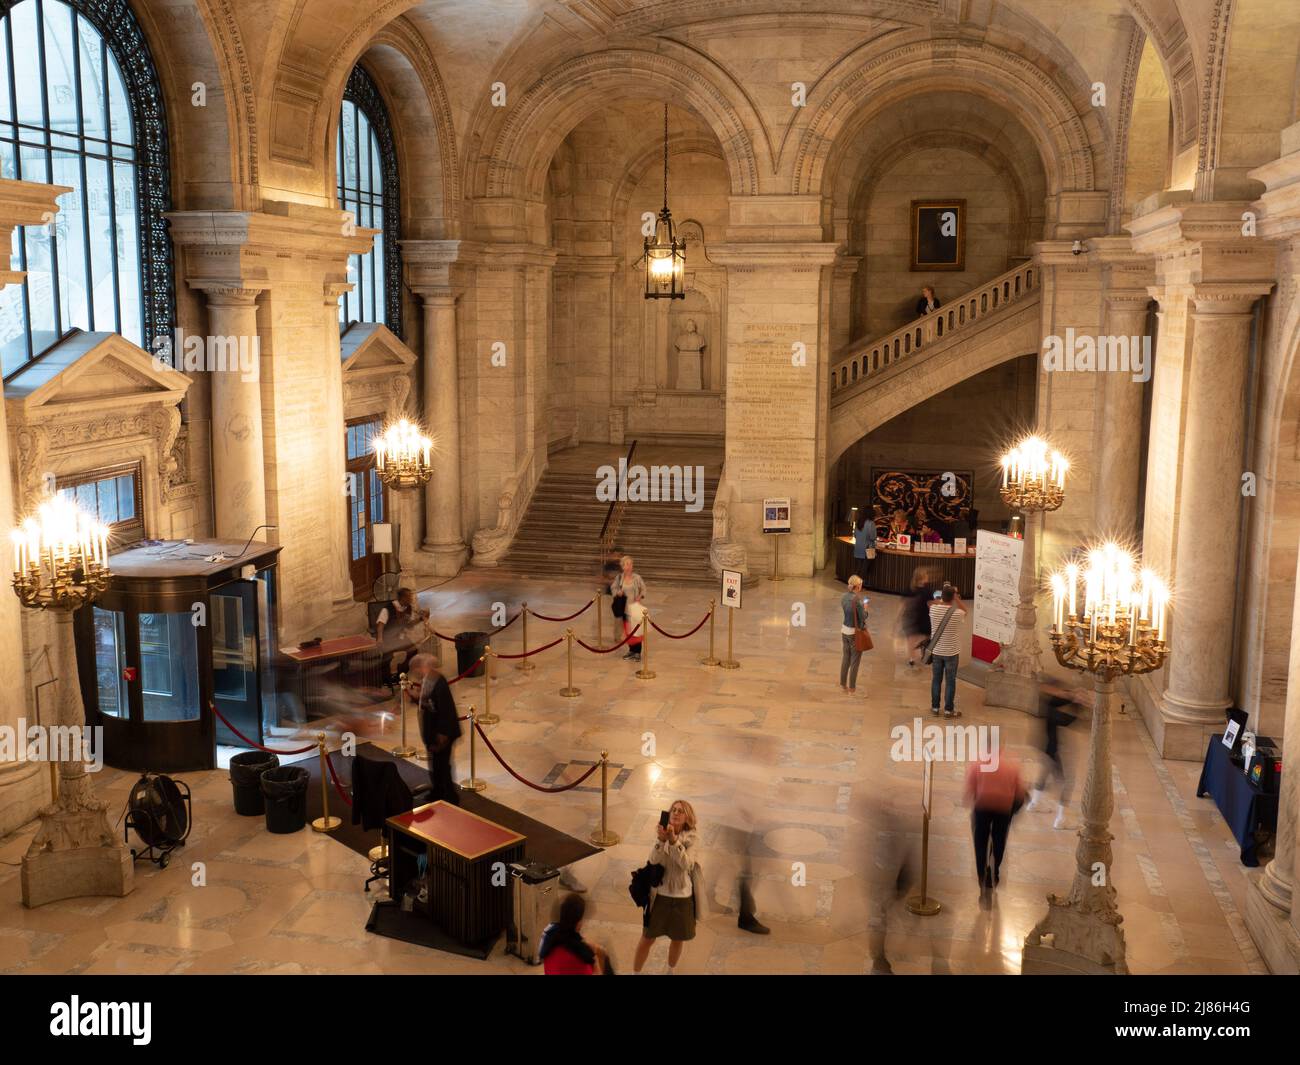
834,536,976,598
1196,734,1279,866
280,633,388,718
388,801,526,946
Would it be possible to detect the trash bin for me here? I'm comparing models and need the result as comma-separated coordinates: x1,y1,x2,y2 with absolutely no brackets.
455,630,489,679
229,751,279,816
507,861,561,965
260,766,309,833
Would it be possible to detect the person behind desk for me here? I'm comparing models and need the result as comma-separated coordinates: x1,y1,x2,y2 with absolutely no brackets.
409,652,461,805
376,587,428,678
852,515,877,580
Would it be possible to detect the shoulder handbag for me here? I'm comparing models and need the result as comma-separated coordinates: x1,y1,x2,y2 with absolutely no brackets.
853,598,873,652
921,607,956,665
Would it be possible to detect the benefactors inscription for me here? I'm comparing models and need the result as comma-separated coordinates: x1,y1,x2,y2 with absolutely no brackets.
728,324,816,486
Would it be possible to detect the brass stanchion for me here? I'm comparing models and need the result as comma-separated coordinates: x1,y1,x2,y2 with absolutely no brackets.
769,534,784,582
719,606,740,669
311,732,342,832
635,609,656,680
517,603,535,672
459,706,487,792
906,756,941,916
392,671,416,758
559,628,581,697
594,591,603,648
700,599,720,666
48,759,58,803
589,749,620,847
479,647,499,725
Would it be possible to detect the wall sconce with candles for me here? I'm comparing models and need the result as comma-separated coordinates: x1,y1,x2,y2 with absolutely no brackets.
374,417,433,491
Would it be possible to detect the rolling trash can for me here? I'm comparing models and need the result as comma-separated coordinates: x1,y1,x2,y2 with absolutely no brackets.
260,766,309,833
455,631,489,679
229,751,279,816
507,861,561,965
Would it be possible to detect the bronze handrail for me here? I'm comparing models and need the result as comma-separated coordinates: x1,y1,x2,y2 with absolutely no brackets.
599,438,637,561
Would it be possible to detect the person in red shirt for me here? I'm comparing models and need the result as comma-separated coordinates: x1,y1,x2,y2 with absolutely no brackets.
965,751,1027,908
540,894,607,974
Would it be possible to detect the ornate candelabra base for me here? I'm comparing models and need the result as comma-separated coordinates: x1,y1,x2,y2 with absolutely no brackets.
19,612,133,908
21,775,133,908
1022,676,1127,974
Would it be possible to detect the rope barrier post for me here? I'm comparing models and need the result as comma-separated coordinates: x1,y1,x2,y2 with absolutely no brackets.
589,749,620,847
720,605,740,669
594,591,602,649
311,733,342,832
560,628,581,698
49,759,58,803
392,671,416,758
700,599,720,666
635,610,656,680
459,707,487,792
517,603,535,672
479,647,500,726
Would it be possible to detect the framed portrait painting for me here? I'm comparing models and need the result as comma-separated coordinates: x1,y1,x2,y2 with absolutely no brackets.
910,199,965,271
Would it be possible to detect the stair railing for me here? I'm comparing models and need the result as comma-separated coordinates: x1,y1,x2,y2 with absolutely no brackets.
599,438,637,565
830,261,1037,399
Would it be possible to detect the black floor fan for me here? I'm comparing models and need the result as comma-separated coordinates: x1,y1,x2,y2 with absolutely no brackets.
124,772,192,868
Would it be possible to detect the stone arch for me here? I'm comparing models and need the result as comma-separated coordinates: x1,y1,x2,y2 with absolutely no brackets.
1200,0,1300,198
182,0,256,209
328,18,460,235
1110,26,1177,231
1122,0,1203,167
794,36,1106,200
471,47,766,203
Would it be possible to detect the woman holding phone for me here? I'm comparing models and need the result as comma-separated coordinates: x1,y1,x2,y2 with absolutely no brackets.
632,799,701,973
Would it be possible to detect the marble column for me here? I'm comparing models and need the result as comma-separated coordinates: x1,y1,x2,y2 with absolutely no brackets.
0,179,70,839
323,285,354,604
1159,289,1265,727
1094,295,1150,537
420,290,468,574
200,286,268,541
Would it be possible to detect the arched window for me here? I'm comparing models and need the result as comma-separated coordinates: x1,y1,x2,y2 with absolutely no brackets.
337,63,402,339
0,0,173,375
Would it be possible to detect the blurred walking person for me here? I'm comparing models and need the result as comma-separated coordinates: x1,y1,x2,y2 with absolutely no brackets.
965,749,1027,908
1027,680,1084,830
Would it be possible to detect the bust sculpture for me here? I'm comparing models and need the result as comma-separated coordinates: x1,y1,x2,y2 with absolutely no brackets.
674,318,706,391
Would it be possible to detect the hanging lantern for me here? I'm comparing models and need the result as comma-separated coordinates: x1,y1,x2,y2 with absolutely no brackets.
643,103,685,300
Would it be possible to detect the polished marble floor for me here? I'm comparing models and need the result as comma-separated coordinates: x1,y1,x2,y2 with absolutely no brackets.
0,568,1265,975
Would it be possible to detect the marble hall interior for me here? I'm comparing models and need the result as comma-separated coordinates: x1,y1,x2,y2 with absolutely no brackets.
4,0,1300,981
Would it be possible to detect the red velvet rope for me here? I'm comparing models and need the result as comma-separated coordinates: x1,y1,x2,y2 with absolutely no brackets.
575,623,641,654
446,653,487,685
431,610,521,644
209,701,318,755
323,750,353,806
492,636,564,660
649,611,711,640
472,722,601,793
528,600,595,623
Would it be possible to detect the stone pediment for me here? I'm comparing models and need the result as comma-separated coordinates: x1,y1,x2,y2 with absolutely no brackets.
340,322,416,379
3,330,190,422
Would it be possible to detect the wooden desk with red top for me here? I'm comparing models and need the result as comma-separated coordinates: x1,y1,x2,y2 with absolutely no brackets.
387,801,526,946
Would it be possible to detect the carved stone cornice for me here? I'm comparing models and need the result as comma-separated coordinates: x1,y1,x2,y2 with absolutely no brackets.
1126,201,1279,290
1189,282,1275,316
1250,140,1300,240
707,242,840,269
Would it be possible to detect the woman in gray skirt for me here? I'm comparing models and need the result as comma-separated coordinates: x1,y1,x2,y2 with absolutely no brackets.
632,799,701,973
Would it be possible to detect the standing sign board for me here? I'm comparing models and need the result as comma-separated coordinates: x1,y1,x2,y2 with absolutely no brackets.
721,569,743,610
762,499,791,534
972,531,1023,646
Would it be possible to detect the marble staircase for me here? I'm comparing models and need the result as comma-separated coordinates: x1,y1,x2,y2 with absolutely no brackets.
496,451,719,585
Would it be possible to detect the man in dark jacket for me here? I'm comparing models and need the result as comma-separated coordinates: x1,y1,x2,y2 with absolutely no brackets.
409,653,461,805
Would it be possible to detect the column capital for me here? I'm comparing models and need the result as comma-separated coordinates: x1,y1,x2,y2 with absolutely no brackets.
417,287,460,309
1189,282,1274,316
323,282,352,306
187,281,266,306
1126,200,1279,288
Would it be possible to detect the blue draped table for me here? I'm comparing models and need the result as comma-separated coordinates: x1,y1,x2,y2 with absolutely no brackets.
1195,733,1279,866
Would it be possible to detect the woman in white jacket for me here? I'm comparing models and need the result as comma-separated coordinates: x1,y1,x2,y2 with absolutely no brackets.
633,799,703,973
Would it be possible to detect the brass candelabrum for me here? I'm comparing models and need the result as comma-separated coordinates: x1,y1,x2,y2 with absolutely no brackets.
1048,612,1167,682
374,418,433,490
12,555,109,611
999,479,1064,513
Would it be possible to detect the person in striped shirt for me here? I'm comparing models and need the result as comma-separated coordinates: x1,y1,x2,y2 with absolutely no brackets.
927,583,966,717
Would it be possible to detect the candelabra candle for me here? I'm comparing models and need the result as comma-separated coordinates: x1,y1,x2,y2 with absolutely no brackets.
10,496,112,611
373,417,434,490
